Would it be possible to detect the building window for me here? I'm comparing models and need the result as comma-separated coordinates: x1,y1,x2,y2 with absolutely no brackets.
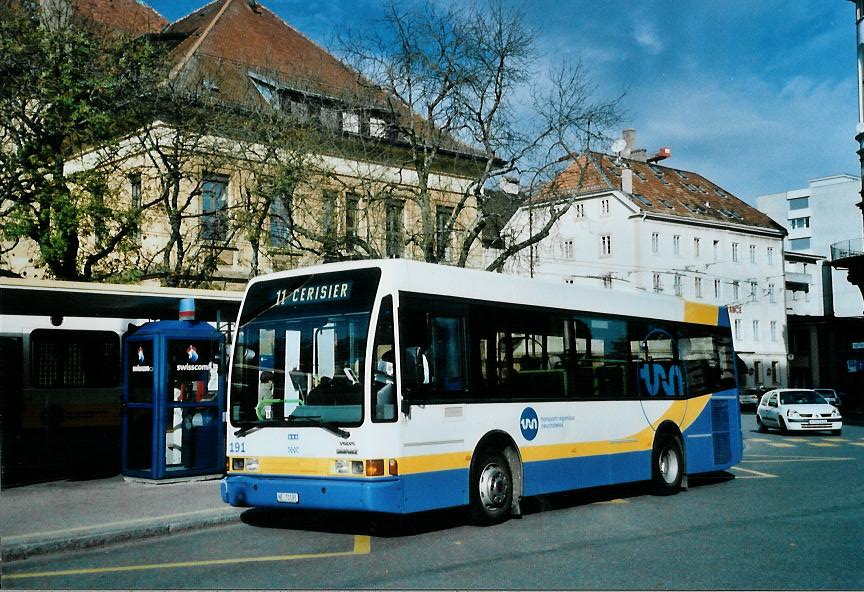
752,320,760,341
319,106,340,130
788,196,809,210
562,240,574,260
713,239,720,261
734,319,742,340
651,232,660,254
789,237,811,250
436,205,454,261
693,237,701,258
731,242,739,262
342,111,360,133
574,203,585,218
770,320,778,342
768,283,776,304
600,199,610,216
674,274,683,297
767,247,775,266
733,281,740,300
130,174,142,241
750,280,758,298
695,277,703,299
201,174,228,242
369,117,386,138
322,190,337,254
601,274,612,289
600,234,612,257
653,273,662,293
673,235,680,255
269,193,293,247
31,330,119,389
345,193,360,240
789,216,810,229
386,201,403,258
714,279,721,300
749,244,756,264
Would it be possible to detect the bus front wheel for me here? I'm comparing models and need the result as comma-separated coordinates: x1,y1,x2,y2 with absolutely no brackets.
469,450,512,525
651,433,684,495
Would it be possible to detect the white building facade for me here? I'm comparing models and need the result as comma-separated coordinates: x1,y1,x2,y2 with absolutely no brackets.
493,151,788,389
756,174,864,318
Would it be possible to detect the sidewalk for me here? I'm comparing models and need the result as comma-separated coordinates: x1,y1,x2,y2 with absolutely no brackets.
1,474,244,561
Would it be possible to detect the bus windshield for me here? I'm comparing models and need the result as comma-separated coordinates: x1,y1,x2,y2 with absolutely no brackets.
229,268,381,433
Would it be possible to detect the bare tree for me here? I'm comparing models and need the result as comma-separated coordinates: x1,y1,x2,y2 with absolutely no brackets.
338,0,621,270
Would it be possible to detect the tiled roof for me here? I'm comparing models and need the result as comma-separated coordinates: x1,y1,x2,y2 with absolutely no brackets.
163,0,378,105
158,0,483,158
71,0,167,36
553,152,786,233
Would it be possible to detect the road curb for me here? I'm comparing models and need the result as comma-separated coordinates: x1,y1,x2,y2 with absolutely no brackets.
2,509,244,562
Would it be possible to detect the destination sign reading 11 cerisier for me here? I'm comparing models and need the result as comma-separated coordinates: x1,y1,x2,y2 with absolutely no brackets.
276,281,352,305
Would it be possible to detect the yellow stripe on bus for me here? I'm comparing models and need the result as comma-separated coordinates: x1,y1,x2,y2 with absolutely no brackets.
230,394,716,477
683,301,719,325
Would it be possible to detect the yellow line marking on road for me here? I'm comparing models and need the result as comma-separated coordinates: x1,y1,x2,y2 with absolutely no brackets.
743,456,854,463
748,438,772,442
594,499,628,505
804,442,838,447
2,535,371,581
823,438,848,442
851,442,864,447
766,443,796,448
731,466,777,479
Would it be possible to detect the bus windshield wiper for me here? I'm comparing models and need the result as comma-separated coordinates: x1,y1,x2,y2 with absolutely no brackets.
287,414,351,439
234,417,350,439
234,419,295,437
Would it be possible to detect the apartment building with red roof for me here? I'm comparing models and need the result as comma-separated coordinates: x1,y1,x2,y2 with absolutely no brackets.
493,130,789,389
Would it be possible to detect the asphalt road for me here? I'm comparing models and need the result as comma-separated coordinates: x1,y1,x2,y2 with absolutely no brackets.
4,414,863,590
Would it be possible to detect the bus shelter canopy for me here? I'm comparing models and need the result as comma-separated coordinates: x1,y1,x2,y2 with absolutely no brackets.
0,278,242,322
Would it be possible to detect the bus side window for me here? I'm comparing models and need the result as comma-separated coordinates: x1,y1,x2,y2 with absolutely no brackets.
430,316,465,393
372,296,396,422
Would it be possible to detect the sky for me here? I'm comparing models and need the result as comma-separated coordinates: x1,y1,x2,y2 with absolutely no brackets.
144,0,859,205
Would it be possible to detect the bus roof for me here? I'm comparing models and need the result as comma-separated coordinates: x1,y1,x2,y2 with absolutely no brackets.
245,259,727,327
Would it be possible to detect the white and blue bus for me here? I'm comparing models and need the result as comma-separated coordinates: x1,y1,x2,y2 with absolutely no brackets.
222,259,741,524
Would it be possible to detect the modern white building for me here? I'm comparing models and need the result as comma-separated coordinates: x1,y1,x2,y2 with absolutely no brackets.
492,138,788,388
756,175,864,389
756,175,864,318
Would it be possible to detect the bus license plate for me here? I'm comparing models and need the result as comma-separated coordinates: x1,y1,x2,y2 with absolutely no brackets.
276,492,299,504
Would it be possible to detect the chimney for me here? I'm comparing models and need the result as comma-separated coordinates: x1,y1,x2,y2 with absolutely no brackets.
621,168,633,194
622,128,636,158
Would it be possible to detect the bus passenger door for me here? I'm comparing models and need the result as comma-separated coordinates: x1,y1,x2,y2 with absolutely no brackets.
397,299,469,513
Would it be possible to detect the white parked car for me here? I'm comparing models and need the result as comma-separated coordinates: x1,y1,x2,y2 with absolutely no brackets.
756,389,842,435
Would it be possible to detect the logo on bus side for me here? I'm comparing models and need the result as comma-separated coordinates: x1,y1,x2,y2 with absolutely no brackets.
520,407,539,441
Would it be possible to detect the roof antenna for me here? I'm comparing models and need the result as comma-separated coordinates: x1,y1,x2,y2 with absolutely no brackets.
610,138,627,165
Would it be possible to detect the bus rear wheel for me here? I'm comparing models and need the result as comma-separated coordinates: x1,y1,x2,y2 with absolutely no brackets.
651,433,684,495
469,450,512,525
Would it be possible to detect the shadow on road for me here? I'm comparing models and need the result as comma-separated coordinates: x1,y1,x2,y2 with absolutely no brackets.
239,475,734,537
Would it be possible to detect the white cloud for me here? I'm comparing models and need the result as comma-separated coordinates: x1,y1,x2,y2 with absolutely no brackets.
634,22,664,55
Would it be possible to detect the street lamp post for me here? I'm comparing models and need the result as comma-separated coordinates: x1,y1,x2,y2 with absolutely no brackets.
832,0,864,312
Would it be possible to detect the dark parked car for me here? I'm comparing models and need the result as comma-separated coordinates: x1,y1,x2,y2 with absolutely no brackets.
738,387,765,409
